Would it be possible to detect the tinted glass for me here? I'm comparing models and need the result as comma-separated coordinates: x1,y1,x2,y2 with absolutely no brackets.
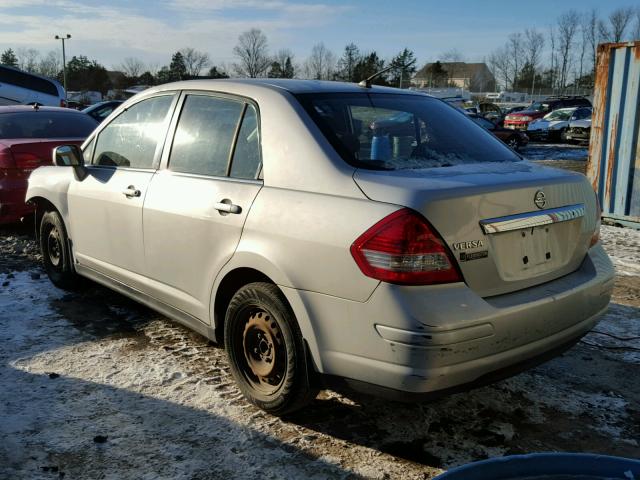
573,108,592,120
169,95,243,177
0,66,59,96
297,93,520,170
230,104,261,179
470,116,495,130
93,95,173,169
0,111,97,139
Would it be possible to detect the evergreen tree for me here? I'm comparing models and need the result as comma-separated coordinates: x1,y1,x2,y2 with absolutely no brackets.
65,55,111,94
389,48,417,88
353,52,387,85
1,48,18,67
268,61,284,78
207,66,229,79
169,51,187,80
335,43,361,82
283,57,294,78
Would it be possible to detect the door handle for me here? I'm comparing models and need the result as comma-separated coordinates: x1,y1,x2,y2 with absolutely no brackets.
122,185,141,198
214,200,241,215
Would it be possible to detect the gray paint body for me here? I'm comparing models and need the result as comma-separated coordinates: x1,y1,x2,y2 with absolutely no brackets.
26,79,614,397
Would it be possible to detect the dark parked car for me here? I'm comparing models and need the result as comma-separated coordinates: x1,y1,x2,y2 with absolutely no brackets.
504,96,591,131
0,105,97,224
468,113,528,150
82,100,124,123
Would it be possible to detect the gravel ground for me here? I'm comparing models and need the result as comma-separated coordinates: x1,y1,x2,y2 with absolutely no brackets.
1,154,639,478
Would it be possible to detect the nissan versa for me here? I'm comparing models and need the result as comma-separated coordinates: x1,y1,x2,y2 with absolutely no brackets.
26,79,614,415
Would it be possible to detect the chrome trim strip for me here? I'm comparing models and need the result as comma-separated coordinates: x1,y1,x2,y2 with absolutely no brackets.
480,203,585,234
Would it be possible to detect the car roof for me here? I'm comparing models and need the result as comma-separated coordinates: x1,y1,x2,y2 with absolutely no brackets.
0,105,86,115
143,78,427,97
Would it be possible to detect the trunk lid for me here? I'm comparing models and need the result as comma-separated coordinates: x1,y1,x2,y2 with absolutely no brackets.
353,161,598,297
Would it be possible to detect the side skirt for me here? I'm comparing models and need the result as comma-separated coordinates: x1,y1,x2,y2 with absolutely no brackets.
75,264,219,343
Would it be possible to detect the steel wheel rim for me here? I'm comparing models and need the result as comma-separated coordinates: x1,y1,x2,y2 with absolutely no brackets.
47,228,62,268
239,308,286,394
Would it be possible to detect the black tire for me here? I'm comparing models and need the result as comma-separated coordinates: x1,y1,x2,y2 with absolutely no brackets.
224,282,317,415
40,210,79,290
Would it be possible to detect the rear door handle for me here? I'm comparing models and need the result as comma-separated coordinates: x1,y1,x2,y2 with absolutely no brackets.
122,185,141,198
214,201,241,215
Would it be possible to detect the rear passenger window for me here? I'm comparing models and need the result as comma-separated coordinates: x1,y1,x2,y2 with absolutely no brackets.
230,104,261,179
93,95,173,169
169,95,243,177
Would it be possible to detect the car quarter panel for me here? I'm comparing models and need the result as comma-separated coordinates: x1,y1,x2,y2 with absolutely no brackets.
26,166,75,223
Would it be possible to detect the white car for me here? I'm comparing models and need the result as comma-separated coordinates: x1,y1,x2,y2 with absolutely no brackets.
26,79,612,415
526,108,577,141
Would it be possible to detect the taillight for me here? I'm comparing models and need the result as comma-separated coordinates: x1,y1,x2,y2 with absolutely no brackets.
60,99,67,107
13,151,42,169
0,146,16,169
350,208,462,285
590,194,602,247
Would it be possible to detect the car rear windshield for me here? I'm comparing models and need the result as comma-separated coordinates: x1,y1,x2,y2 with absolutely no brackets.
296,93,520,170
0,111,97,139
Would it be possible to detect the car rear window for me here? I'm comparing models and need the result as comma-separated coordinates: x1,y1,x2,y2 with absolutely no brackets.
296,93,520,170
0,111,97,139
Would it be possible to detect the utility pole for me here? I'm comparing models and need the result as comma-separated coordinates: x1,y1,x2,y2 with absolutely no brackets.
54,34,71,104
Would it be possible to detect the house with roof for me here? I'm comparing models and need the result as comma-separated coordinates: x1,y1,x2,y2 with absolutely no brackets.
412,62,496,92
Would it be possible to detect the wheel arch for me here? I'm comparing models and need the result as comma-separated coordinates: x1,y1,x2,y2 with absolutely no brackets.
211,258,323,373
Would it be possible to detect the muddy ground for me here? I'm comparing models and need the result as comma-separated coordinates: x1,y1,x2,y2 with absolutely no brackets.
1,149,639,479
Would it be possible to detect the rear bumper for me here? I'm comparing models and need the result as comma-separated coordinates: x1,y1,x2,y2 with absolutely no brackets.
0,177,32,224
293,244,614,396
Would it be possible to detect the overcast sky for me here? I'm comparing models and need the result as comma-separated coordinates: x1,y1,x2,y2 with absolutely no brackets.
0,0,637,71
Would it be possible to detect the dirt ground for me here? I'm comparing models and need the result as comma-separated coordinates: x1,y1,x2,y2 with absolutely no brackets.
1,149,639,479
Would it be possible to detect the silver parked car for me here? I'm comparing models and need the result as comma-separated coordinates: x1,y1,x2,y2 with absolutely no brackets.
26,79,614,415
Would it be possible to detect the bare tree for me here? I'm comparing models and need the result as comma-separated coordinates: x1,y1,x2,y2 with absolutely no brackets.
119,57,145,78
524,28,544,94
37,50,61,78
303,43,336,80
507,32,524,90
488,46,511,92
549,25,557,93
634,7,640,40
557,10,580,92
17,48,39,73
180,48,210,77
584,9,600,81
609,7,634,42
233,28,271,78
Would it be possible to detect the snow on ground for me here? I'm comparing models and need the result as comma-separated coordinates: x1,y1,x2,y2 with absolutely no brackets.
1,223,639,479
601,225,640,277
521,143,588,162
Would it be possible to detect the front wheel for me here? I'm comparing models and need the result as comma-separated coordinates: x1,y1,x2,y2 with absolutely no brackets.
224,282,317,415
40,210,79,290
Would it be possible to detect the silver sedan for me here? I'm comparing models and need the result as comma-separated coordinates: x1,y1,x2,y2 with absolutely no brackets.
26,79,614,415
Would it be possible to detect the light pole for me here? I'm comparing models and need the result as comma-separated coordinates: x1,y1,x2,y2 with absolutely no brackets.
54,34,71,104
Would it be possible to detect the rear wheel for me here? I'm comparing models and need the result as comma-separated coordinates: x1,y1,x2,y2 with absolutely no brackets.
224,282,317,415
40,210,79,290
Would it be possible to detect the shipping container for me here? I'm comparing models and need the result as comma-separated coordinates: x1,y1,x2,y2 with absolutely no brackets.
586,41,640,228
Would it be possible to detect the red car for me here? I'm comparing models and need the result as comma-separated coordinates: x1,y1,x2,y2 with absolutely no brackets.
0,106,97,224
503,96,591,131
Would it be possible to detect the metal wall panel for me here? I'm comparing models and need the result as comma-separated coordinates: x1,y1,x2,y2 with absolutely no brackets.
587,41,640,227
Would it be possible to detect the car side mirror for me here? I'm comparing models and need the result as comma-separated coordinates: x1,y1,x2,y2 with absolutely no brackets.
53,145,87,180
54,144,84,167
